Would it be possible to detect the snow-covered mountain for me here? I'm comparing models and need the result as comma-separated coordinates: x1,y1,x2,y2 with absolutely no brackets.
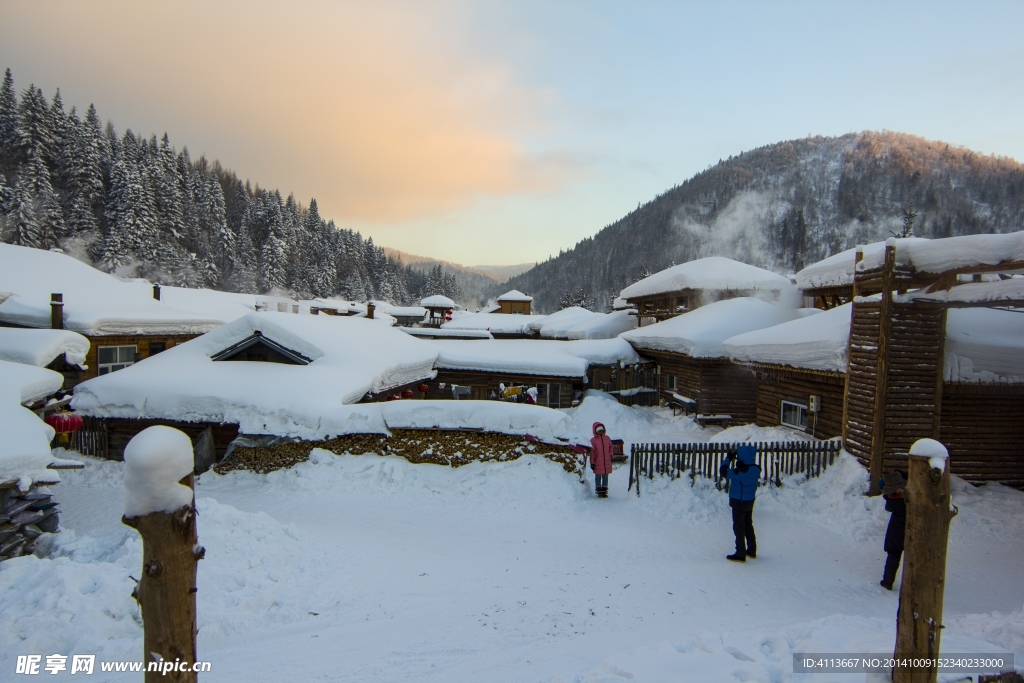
502,132,1024,312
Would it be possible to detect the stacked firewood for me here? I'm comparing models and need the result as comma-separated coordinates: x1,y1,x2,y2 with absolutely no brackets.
214,430,581,475
0,486,59,562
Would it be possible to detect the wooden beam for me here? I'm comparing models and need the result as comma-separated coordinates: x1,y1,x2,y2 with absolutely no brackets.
869,244,896,495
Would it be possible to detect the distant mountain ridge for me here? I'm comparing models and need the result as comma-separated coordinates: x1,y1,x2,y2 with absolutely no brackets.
500,131,1024,313
383,247,532,306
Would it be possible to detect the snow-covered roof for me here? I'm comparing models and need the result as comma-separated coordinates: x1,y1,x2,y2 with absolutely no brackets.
497,289,533,302
400,327,494,340
611,297,632,310
565,310,638,340
374,401,579,443
529,307,596,338
0,360,63,488
722,303,852,372
441,312,546,336
432,338,642,378
619,257,793,300
897,277,1024,306
0,328,90,369
153,286,264,322
71,313,439,437
420,295,455,308
0,244,224,336
622,298,809,358
796,232,1024,290
945,308,1024,383
371,301,427,319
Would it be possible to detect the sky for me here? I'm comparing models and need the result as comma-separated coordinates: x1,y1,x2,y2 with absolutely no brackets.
1,0,1022,266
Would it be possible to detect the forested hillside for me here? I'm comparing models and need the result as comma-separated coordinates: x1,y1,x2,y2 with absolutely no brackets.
0,69,458,304
501,132,1024,312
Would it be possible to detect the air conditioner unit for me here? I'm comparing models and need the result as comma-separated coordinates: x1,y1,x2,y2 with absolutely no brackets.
808,395,821,413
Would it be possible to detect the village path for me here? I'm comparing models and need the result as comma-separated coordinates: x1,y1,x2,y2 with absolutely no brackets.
35,445,1024,683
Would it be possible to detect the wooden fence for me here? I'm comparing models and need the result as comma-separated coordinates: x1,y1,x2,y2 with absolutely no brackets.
628,440,843,496
68,416,108,457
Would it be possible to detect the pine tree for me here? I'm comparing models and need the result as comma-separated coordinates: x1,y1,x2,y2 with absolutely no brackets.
0,69,19,175
11,149,65,247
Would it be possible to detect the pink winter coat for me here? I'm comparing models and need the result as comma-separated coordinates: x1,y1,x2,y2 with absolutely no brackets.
589,422,614,475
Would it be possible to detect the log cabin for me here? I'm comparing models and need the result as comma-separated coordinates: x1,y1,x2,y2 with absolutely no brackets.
619,257,796,327
620,297,810,426
496,290,533,315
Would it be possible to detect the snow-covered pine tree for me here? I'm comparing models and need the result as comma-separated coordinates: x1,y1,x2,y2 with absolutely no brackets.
204,169,233,286
0,69,17,175
16,86,55,172
11,149,65,248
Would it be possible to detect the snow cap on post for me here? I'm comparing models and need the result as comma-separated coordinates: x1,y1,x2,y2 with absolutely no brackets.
124,426,194,518
909,438,949,471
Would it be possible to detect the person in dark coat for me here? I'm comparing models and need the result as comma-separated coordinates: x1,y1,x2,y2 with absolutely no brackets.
720,445,761,562
879,470,907,590
589,422,614,498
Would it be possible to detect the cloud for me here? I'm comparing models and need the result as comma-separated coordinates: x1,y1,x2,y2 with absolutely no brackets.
0,0,575,222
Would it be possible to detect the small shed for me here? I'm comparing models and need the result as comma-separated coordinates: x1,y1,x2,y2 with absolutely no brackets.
420,294,455,328
619,257,795,326
496,290,533,315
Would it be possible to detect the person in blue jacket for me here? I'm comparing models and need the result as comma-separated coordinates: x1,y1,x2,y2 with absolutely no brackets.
720,445,761,562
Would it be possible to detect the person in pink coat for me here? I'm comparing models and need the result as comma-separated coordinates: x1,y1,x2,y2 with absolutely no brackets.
589,422,614,498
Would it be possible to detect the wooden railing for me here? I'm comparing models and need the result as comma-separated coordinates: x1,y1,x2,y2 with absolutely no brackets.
628,440,843,496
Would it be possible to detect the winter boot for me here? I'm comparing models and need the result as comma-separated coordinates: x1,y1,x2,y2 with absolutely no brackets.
746,545,756,559
597,486,608,498
726,552,746,563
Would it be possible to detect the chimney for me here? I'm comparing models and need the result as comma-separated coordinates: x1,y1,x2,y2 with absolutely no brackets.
366,303,375,320
50,293,64,330
152,284,161,300
292,304,299,314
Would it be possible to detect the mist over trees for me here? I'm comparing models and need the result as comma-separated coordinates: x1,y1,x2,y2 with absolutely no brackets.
0,68,459,304
501,132,1024,313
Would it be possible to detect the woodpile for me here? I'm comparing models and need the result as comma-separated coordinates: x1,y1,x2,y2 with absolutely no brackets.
213,430,580,475
0,486,59,562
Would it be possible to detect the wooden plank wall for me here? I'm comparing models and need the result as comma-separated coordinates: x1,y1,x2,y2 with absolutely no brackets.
83,333,198,380
103,418,239,461
638,349,757,424
940,382,1024,487
430,370,578,407
755,369,846,439
880,303,946,473
844,300,881,467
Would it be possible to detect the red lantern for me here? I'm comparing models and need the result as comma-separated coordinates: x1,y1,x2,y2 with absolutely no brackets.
45,411,83,445
401,389,415,399
418,383,430,393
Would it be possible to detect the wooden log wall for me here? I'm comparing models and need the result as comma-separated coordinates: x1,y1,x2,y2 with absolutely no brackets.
940,382,1024,488
753,367,846,439
82,333,198,381
880,303,946,474
429,370,578,407
639,349,757,424
844,300,881,468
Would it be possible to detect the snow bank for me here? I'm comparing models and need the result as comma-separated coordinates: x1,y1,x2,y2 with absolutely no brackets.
723,303,851,372
123,426,194,517
71,313,438,437
379,400,578,442
0,328,90,369
620,257,794,299
622,298,807,357
432,338,641,378
943,308,1024,382
0,244,224,335
566,390,708,453
0,360,63,488
441,312,546,335
420,294,455,308
797,232,1024,290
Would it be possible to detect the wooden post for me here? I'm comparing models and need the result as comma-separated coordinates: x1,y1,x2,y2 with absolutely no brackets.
122,473,204,682
869,244,896,495
50,293,64,330
153,284,161,300
841,248,864,452
893,444,956,683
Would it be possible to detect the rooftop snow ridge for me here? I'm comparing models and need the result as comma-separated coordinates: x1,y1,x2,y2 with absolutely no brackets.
619,257,793,300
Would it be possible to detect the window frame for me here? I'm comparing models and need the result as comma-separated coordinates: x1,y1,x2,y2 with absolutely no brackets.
97,344,138,375
665,373,678,391
780,399,809,430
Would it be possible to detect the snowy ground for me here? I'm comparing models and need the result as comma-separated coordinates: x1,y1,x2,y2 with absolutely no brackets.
2,395,1023,682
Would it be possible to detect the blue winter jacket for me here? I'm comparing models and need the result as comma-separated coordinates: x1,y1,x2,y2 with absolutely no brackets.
720,445,761,502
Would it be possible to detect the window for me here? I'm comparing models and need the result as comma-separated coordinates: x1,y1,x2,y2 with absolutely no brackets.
665,373,678,391
535,383,562,409
148,342,167,356
98,345,137,375
780,400,808,430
